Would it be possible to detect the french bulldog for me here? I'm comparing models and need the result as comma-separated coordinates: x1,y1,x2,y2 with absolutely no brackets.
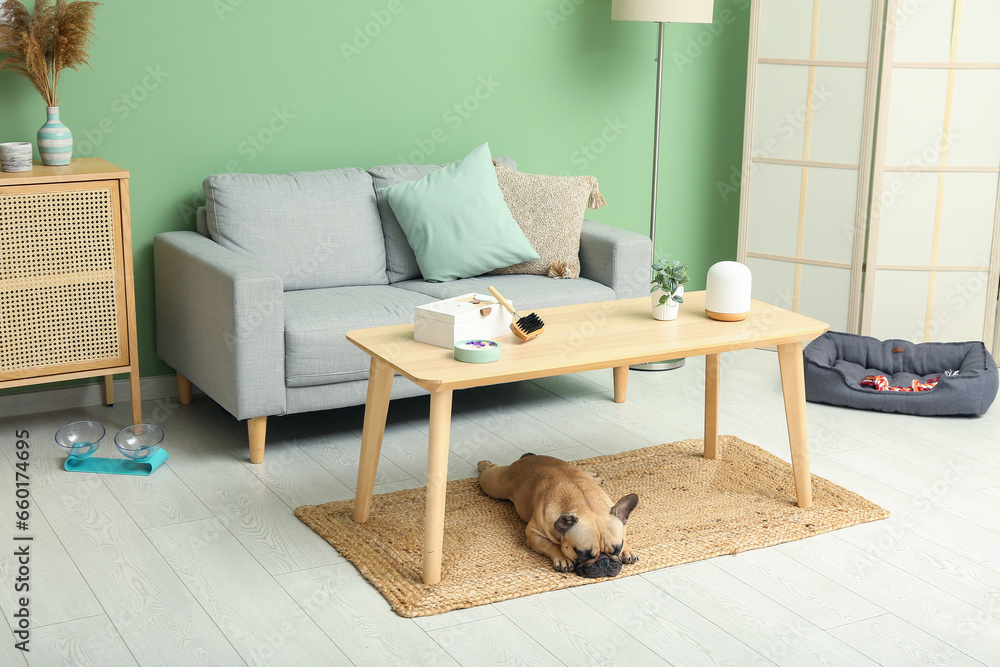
478,453,638,577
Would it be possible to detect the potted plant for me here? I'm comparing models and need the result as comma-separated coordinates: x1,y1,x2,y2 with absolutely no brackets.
650,258,689,321
0,0,100,165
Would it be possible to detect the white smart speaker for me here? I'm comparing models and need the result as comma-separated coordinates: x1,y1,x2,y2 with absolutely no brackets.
705,261,752,321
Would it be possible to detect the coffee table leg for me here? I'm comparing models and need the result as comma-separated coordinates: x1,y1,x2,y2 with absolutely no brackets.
777,342,813,508
613,366,628,403
704,353,721,459
353,358,394,523
424,389,454,585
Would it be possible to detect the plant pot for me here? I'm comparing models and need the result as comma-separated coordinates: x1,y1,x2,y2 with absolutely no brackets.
0,142,33,173
651,285,683,321
38,106,73,166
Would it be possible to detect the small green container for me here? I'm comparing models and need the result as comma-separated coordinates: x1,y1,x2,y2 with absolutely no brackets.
453,339,501,363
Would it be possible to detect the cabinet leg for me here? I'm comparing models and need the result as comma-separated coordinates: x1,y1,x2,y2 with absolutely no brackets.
104,375,115,405
248,416,267,464
177,373,193,405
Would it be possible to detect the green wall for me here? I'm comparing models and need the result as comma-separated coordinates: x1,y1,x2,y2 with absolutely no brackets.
0,0,750,379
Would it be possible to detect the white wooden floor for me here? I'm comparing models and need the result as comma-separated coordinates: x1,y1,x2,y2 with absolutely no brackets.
1,348,998,666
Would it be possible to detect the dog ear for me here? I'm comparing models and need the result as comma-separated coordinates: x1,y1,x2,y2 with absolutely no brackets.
554,513,578,534
611,494,639,524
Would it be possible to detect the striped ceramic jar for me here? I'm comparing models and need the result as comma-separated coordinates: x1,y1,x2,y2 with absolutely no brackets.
37,106,73,166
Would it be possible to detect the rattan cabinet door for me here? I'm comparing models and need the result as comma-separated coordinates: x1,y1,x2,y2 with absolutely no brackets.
0,180,129,381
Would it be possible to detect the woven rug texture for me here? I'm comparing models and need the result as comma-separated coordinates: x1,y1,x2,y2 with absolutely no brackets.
295,436,889,617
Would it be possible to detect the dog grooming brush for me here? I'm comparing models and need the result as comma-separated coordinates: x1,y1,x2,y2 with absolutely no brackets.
488,286,545,341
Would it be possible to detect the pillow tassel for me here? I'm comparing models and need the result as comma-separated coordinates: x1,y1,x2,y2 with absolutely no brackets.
548,260,577,279
588,181,606,210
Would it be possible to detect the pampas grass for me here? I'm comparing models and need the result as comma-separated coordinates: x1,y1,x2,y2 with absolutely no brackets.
0,0,100,106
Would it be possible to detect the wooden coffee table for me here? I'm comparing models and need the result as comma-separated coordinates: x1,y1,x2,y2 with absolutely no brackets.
347,291,828,584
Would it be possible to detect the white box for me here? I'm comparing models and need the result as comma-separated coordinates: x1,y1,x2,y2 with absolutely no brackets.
414,293,513,349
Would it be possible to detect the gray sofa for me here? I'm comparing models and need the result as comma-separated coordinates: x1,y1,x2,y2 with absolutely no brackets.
153,158,651,462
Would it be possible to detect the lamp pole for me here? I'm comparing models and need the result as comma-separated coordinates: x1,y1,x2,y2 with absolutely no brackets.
632,22,685,372
649,21,665,260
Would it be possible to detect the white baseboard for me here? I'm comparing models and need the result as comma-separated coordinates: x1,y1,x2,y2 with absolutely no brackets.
0,374,190,419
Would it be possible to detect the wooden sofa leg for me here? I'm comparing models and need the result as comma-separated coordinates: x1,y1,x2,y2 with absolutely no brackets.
177,373,193,405
248,416,267,464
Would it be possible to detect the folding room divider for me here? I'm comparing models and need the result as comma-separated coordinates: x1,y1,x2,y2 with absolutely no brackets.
738,0,1000,353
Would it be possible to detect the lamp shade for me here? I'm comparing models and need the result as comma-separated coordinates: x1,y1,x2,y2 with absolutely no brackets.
705,261,752,321
611,0,715,23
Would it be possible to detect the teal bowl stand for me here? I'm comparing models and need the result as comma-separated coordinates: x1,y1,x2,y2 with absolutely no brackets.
64,448,169,475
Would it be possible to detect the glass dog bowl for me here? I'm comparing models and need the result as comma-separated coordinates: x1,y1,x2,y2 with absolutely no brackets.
114,424,165,460
55,421,106,459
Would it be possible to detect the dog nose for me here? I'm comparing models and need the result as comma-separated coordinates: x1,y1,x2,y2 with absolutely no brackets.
577,554,622,578
594,560,622,577
597,557,621,577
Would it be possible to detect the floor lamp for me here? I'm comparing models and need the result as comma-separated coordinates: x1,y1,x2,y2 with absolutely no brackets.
612,0,715,371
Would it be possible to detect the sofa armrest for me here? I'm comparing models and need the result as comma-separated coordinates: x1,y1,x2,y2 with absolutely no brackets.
578,220,652,299
154,231,286,420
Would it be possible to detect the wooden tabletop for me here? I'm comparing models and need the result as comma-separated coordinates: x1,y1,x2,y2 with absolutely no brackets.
0,157,128,185
347,291,829,392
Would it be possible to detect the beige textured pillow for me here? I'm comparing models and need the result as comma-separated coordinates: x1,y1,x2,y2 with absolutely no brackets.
489,163,605,278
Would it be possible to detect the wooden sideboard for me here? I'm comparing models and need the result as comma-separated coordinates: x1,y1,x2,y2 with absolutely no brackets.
0,158,141,424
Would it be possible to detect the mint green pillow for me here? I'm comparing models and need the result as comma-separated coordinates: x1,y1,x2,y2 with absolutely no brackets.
377,142,539,282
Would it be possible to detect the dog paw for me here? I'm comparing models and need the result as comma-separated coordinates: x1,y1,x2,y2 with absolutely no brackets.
552,557,575,573
621,548,638,564
477,461,496,473
584,470,604,486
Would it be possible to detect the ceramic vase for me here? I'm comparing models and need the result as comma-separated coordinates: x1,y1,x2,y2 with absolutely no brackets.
37,106,73,166
651,285,683,321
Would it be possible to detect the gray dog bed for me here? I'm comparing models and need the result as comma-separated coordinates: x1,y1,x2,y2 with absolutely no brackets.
803,332,998,416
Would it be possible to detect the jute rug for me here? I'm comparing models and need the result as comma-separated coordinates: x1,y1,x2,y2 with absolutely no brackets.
295,436,888,617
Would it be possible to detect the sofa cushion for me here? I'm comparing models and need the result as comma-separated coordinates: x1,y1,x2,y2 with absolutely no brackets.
376,143,538,283
204,169,388,290
370,156,517,284
394,274,615,311
489,164,603,279
283,286,433,388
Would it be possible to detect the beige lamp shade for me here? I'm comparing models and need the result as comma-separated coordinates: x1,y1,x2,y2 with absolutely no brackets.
612,0,715,23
